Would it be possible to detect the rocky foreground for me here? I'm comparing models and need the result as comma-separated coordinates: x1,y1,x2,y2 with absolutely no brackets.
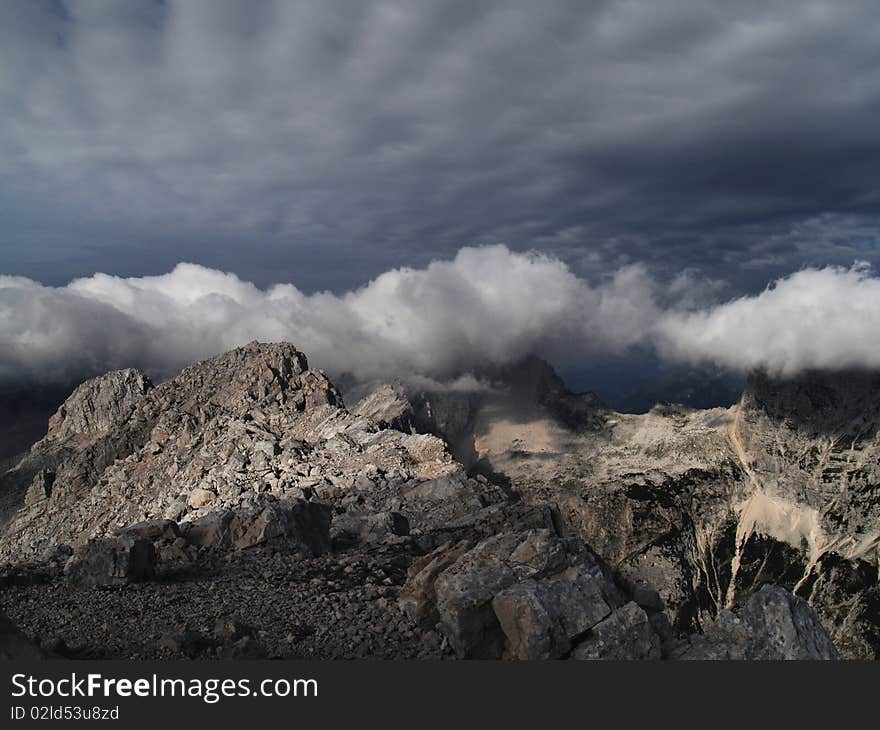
0,342,866,660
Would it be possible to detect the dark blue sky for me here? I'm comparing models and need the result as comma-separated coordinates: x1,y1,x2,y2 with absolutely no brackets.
2,0,879,295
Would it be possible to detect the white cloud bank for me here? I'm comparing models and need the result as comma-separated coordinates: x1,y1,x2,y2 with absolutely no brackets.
656,262,880,375
0,246,877,387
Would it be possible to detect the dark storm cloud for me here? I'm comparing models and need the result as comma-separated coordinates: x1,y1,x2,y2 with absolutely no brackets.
1,0,879,290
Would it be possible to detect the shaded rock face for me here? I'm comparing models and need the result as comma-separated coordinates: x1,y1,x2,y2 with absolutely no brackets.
493,566,614,660
672,586,839,660
182,497,332,555
571,602,661,661
739,586,839,660
400,529,627,659
330,511,409,548
65,534,156,587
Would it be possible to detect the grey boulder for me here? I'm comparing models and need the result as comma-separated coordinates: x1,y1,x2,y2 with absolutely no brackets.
330,510,410,547
65,534,156,587
493,565,612,659
571,601,662,660
673,585,839,660
183,498,331,555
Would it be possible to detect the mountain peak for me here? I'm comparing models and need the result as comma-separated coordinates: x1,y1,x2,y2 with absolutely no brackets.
47,368,152,443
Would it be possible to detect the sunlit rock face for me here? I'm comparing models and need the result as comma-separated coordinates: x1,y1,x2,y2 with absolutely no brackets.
0,342,461,560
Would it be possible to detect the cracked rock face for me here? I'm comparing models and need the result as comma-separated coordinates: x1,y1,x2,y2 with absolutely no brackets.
46,369,154,444
670,585,839,660
400,529,627,659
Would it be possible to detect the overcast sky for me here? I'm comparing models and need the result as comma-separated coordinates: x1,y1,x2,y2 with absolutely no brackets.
2,0,879,292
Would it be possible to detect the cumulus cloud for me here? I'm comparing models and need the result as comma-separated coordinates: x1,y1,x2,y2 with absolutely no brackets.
0,246,877,389
0,246,657,387
656,263,880,375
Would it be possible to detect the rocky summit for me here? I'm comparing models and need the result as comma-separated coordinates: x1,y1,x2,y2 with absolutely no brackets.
0,342,861,660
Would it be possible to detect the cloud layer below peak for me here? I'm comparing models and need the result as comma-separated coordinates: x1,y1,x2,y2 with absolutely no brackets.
1,246,876,388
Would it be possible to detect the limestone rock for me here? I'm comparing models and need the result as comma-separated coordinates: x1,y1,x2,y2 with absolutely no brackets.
493,566,611,659
572,602,661,660
740,585,839,660
673,586,839,660
46,368,152,442
330,511,410,547
352,383,414,432
65,534,156,587
183,498,331,555
400,528,627,659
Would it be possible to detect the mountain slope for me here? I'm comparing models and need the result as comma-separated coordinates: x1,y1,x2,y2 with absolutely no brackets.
0,344,850,660
424,362,879,657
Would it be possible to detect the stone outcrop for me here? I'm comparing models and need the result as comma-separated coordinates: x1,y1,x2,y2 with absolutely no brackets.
400,528,629,659
330,511,410,548
671,585,839,660
493,566,615,660
0,342,457,560
571,602,661,660
181,497,332,554
46,369,153,443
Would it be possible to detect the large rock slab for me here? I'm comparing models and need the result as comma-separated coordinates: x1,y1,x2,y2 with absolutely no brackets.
672,585,839,660
65,534,156,587
330,511,409,548
400,528,627,659
571,601,662,660
493,565,611,659
183,498,332,555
